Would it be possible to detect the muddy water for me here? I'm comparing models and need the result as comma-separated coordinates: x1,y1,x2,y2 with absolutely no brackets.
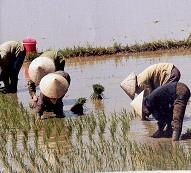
14,52,191,148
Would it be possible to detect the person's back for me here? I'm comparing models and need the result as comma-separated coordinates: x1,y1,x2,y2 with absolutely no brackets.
137,63,174,94
0,41,24,60
121,63,180,100
144,82,177,117
0,40,26,93
40,50,65,71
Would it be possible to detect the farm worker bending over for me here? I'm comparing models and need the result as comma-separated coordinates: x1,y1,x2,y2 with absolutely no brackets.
0,41,26,93
130,82,190,141
36,71,71,119
120,63,180,120
28,50,65,105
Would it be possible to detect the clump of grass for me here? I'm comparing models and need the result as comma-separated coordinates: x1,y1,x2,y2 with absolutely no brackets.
91,84,105,100
70,97,87,115
24,39,191,61
25,52,41,62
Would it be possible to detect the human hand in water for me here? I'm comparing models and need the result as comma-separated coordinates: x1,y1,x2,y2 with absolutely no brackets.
30,95,38,108
32,95,38,102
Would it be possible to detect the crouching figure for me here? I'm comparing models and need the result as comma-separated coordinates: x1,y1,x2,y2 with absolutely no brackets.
121,63,181,120
130,82,190,141
36,71,70,119
28,50,65,106
0,41,26,93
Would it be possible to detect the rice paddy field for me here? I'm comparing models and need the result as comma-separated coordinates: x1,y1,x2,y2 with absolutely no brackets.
2,50,191,172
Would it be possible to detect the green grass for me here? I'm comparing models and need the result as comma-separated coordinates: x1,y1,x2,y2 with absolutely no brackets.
25,39,191,62
0,94,191,172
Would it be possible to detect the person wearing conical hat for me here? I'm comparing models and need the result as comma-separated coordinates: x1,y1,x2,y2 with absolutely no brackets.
27,50,65,105
0,41,26,93
121,63,180,120
130,82,190,141
35,71,70,119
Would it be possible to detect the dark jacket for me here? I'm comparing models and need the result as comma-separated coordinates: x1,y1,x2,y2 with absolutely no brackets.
0,41,26,92
36,93,63,116
143,82,190,134
143,82,177,120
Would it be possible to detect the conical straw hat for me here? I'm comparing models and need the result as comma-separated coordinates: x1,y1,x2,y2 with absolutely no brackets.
29,56,56,85
130,91,144,117
120,72,136,99
39,73,69,98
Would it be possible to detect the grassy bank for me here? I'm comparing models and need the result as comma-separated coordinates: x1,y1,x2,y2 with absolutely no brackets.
0,93,191,172
25,39,191,61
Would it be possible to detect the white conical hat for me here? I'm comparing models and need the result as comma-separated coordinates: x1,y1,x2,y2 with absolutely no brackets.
130,91,144,117
39,73,69,98
29,56,56,85
120,72,136,99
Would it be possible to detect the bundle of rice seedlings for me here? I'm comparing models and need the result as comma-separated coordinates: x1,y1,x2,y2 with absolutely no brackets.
180,128,191,140
91,84,105,100
71,97,87,115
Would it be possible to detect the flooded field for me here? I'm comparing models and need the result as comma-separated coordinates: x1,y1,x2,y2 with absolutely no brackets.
16,52,191,138
1,52,191,171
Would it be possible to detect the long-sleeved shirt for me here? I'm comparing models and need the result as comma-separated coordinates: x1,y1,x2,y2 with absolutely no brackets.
36,93,63,116
143,82,177,120
39,50,65,71
0,41,25,68
137,63,174,94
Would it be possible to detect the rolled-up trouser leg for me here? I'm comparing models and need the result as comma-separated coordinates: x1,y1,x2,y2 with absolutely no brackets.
166,65,181,83
172,83,190,141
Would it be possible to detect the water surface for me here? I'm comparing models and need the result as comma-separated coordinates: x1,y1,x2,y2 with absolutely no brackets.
1,0,191,50
15,53,191,144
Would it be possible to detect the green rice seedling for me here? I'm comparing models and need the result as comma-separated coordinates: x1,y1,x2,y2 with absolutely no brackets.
37,151,49,169
75,123,83,146
1,155,11,172
10,130,18,155
97,112,107,139
109,116,118,140
71,97,87,115
33,129,39,150
28,149,36,168
22,130,29,151
25,52,41,62
91,84,105,100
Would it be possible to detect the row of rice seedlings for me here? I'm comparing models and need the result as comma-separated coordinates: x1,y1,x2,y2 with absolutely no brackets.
1,93,191,171
47,111,191,172
24,39,191,62
59,40,191,58
128,142,191,170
